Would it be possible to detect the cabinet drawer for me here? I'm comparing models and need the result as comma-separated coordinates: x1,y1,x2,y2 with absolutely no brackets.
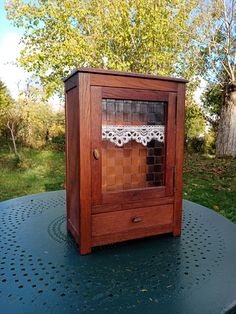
92,204,173,237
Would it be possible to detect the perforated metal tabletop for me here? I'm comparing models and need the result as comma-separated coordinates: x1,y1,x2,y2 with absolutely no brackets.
0,190,235,314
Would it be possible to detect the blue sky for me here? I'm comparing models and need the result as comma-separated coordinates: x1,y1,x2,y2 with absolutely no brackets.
0,0,28,98
0,1,21,38
0,1,62,108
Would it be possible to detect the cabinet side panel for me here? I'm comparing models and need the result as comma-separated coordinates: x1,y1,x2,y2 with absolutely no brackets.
65,86,80,243
78,73,92,254
173,83,186,235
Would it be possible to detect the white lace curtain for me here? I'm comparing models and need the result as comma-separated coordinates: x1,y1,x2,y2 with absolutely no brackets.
102,125,165,147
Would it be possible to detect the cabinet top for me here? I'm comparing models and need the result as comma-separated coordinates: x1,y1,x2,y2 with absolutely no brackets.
64,67,188,83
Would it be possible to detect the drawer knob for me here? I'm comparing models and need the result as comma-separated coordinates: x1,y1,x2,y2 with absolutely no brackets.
132,216,142,223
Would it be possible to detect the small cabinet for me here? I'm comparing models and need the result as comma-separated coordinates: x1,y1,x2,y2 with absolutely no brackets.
64,68,187,254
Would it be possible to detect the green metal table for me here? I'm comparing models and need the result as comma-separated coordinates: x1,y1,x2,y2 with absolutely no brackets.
0,191,235,313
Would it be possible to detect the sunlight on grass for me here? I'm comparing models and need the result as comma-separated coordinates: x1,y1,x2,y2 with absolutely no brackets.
0,147,65,201
0,147,235,224
183,154,236,223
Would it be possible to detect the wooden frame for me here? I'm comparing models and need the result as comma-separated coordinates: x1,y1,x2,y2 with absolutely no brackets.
64,68,187,254
91,87,176,204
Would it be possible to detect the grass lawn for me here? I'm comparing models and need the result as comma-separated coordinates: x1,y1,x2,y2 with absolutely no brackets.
0,147,235,223
183,154,236,223
0,147,65,201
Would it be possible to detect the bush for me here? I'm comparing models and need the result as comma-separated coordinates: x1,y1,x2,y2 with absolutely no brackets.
186,136,205,153
185,102,206,140
50,134,65,151
204,131,216,155
185,130,216,155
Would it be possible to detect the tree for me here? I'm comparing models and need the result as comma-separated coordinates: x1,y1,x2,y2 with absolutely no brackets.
200,0,236,157
185,101,206,140
16,85,55,148
6,0,203,97
0,80,20,155
0,80,62,151
6,106,23,156
201,83,222,132
0,80,13,132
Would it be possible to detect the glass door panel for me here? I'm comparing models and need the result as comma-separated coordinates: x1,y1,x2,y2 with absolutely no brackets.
101,99,167,192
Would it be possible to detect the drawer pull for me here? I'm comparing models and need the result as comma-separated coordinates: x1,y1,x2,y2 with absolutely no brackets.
132,217,142,223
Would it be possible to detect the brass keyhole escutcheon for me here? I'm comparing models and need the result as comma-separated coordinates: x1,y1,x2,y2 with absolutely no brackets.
93,149,100,160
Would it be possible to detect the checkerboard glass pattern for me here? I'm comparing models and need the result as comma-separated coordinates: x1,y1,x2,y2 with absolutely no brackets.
102,99,166,192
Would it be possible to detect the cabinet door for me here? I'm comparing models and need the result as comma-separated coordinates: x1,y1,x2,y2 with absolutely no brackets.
91,86,176,206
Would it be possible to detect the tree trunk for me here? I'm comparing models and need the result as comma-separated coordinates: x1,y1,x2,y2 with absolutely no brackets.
7,121,18,156
216,82,236,157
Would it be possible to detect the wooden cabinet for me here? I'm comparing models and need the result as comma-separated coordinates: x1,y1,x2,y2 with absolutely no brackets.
64,68,187,254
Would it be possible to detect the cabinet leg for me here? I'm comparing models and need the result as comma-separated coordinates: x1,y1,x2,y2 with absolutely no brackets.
173,229,181,237
79,243,92,255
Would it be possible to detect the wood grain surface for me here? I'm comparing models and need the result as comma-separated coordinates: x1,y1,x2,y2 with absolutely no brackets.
65,68,187,254
92,204,173,237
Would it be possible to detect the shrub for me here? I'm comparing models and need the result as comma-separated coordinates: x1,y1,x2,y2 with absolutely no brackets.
50,134,65,151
